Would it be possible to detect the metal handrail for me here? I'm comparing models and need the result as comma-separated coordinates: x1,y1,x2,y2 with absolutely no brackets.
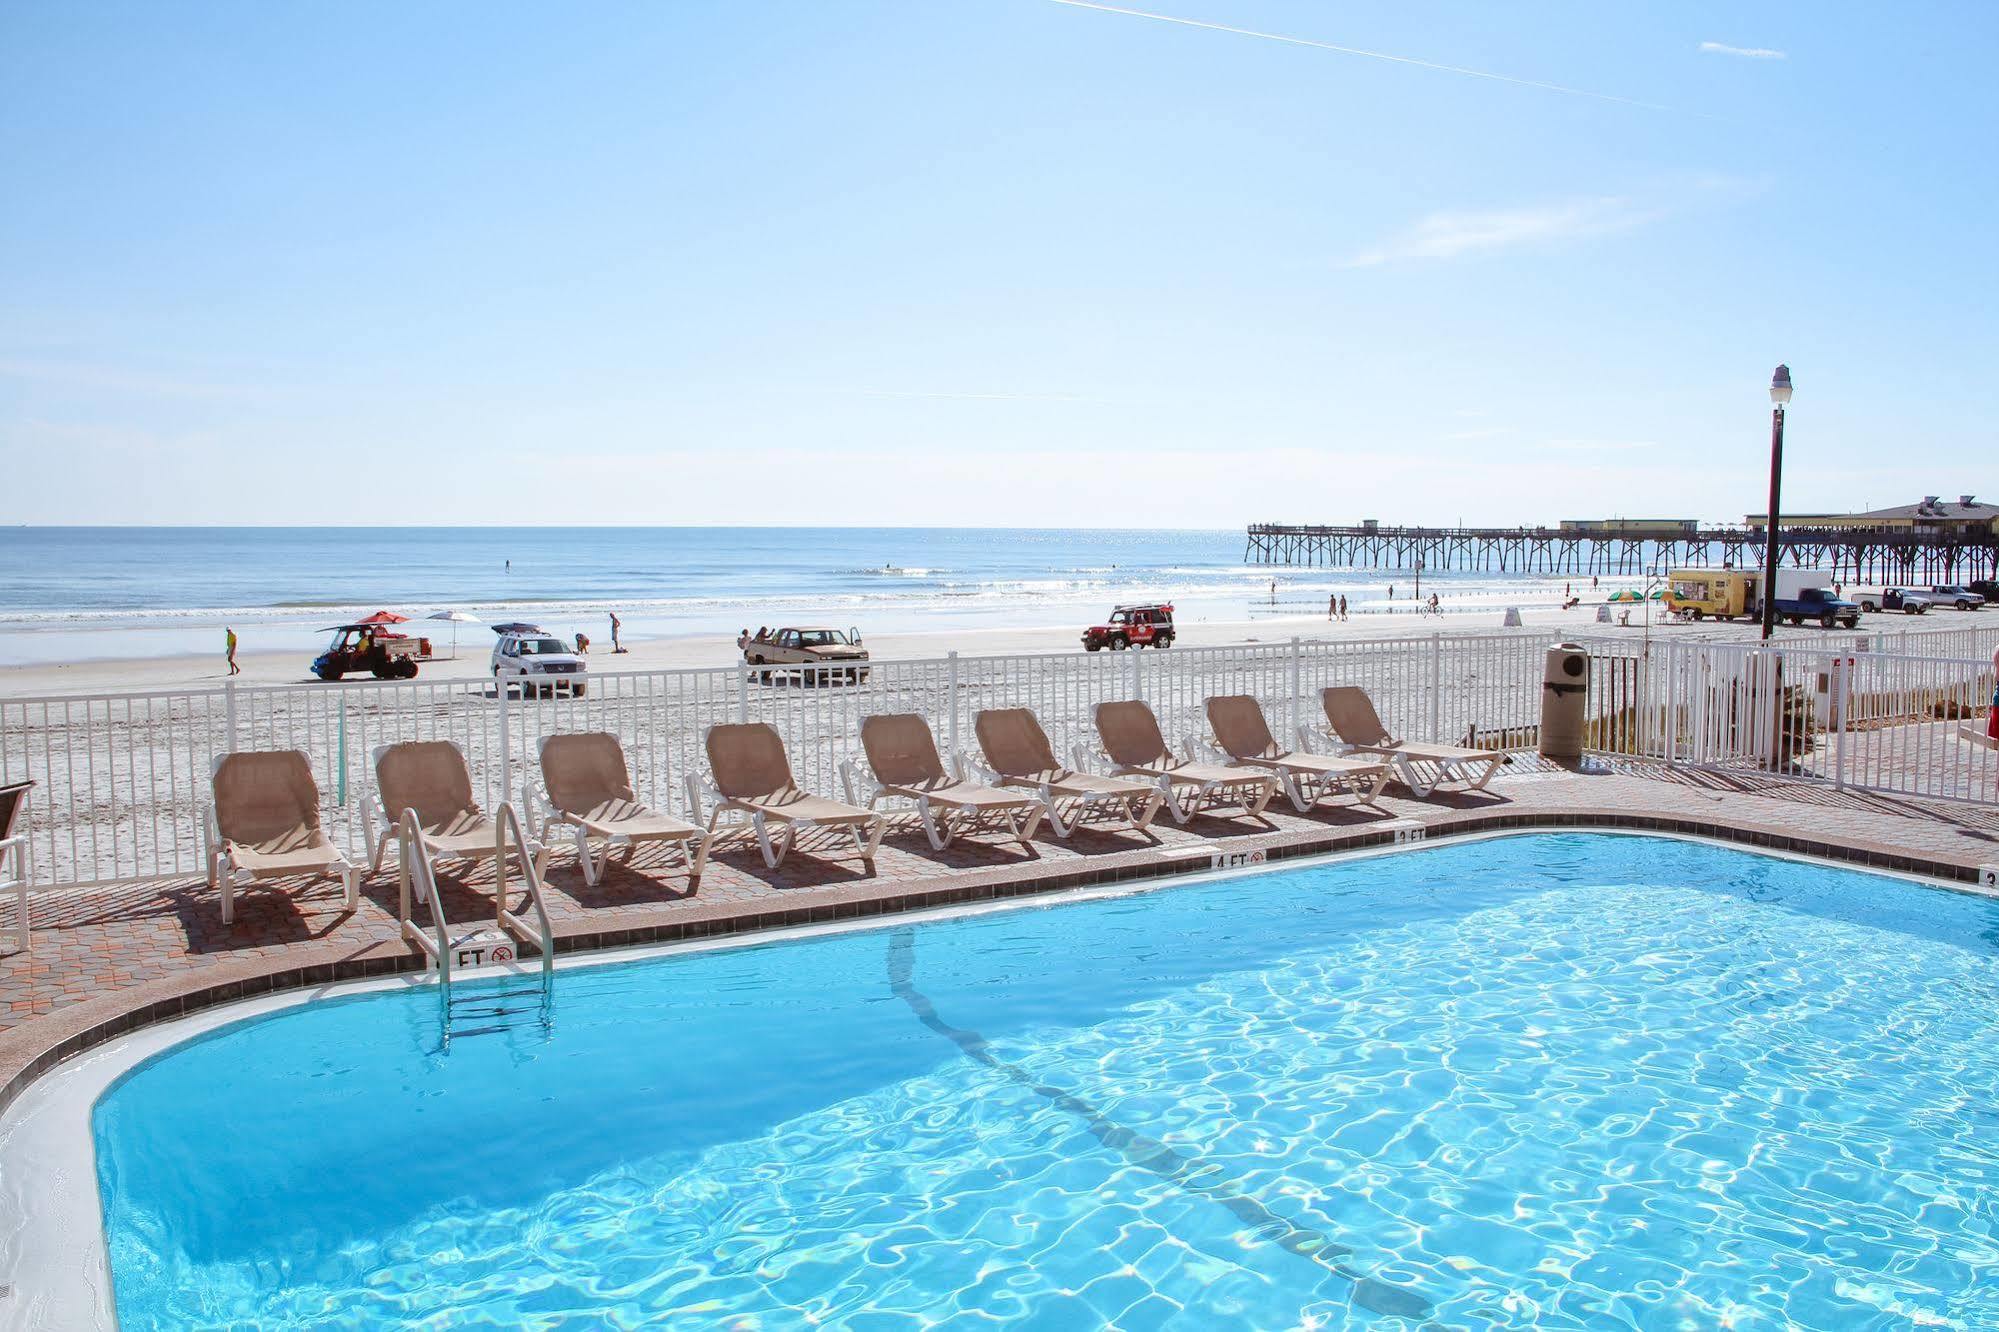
395,808,451,986
492,801,555,980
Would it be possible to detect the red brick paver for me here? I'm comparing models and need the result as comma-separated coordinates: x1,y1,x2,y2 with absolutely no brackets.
5,760,1998,1112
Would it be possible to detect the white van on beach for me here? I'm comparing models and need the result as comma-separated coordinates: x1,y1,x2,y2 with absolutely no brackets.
490,624,588,698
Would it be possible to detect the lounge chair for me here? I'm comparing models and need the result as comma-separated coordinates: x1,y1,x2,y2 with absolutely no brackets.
368,739,547,879
971,707,1162,836
205,751,358,925
1204,695,1391,813
697,723,885,869
1090,700,1276,824
1,780,32,951
536,732,708,886
845,713,1045,850
1317,686,1507,796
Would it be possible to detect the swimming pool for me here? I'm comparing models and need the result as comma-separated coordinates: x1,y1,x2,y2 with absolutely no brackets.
89,833,1999,1328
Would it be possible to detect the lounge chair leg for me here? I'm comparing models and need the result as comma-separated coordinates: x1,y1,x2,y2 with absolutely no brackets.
342,866,359,910
1016,804,1044,846
752,812,781,869
1040,787,1076,837
220,870,235,926
687,830,710,884
920,802,950,851
573,824,597,886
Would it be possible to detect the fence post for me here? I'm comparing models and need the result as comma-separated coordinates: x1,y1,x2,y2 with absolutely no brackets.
946,651,960,761
1663,640,1678,767
224,678,240,752
496,683,513,810
1288,637,1302,741
1833,650,1851,791
737,665,750,724
1429,633,1443,743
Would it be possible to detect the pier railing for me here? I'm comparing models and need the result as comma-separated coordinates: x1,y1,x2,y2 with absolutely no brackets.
5,621,1998,890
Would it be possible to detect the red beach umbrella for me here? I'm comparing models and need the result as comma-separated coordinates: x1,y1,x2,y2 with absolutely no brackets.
355,610,410,625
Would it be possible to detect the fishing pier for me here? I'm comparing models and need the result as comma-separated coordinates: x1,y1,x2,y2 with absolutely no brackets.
1245,517,1999,583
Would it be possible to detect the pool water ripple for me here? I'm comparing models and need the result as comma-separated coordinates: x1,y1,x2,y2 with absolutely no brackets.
93,835,1999,1328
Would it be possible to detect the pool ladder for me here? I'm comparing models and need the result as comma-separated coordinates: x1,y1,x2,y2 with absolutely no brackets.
395,806,556,1045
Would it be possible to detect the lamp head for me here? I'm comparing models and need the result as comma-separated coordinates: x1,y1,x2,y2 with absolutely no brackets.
1770,364,1793,406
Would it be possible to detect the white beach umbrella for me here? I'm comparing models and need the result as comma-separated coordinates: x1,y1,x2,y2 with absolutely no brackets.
426,609,481,658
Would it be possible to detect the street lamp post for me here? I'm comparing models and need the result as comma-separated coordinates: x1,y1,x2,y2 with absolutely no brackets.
1759,364,1793,641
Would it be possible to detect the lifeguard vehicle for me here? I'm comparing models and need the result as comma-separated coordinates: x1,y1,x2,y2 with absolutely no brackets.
1082,604,1174,651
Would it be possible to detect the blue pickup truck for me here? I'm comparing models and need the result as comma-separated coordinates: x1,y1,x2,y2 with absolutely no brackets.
1766,585,1862,629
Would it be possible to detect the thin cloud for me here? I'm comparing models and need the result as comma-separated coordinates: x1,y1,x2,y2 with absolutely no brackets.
0,356,268,401
855,388,1086,402
1044,0,1683,114
1345,195,1657,268
1700,41,1786,60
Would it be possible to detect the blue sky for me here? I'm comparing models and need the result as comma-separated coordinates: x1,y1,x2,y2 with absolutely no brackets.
2,1,1992,527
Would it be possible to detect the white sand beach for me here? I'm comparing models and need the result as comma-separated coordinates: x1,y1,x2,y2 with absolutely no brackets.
0,600,1773,698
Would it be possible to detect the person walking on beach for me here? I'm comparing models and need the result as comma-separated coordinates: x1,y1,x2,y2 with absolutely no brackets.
225,627,240,675
1339,594,1348,621
609,612,624,654
1328,593,1337,620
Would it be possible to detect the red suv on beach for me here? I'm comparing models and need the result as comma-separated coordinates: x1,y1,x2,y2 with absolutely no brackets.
1082,604,1174,651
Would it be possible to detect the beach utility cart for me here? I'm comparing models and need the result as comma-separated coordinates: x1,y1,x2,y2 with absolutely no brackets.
970,708,1163,837
1316,687,1507,797
843,713,1046,851
1202,696,1391,813
695,723,886,870
535,732,708,887
0,780,31,952
204,752,358,926
1087,700,1277,825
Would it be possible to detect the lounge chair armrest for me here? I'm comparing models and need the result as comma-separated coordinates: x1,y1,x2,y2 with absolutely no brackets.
684,773,725,822
838,756,873,807
1180,731,1222,764
957,750,1001,786
1070,741,1107,775
0,834,25,887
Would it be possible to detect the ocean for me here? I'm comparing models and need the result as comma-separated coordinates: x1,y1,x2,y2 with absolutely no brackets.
0,527,1589,663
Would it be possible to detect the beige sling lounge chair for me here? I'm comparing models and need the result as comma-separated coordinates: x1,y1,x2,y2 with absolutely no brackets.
972,707,1162,837
206,751,358,925
369,740,547,878
537,732,708,886
0,780,30,952
1204,696,1391,813
1319,686,1507,796
845,714,1045,851
1091,700,1275,824
699,723,885,869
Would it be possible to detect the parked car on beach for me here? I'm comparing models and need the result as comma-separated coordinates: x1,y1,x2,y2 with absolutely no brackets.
742,627,871,683
490,624,587,698
1852,587,1935,615
1929,585,1986,610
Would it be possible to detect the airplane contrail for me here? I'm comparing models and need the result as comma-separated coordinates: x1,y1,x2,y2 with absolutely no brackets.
1042,0,1680,114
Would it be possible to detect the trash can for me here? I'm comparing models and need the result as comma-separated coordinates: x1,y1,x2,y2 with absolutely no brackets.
1540,642,1590,759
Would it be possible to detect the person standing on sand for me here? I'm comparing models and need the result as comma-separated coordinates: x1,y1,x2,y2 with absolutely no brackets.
1328,594,1336,620
225,627,240,675
610,612,624,653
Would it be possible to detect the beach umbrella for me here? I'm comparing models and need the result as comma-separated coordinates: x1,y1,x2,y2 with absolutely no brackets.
355,610,410,625
426,609,479,658
1608,590,1643,603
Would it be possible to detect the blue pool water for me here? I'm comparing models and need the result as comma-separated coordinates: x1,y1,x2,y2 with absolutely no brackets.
95,835,1999,1328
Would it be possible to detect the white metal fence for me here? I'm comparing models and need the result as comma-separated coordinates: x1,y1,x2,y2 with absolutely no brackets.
5,622,1999,891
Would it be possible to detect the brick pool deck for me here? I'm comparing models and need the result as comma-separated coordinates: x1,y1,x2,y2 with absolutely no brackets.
6,758,1998,1114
